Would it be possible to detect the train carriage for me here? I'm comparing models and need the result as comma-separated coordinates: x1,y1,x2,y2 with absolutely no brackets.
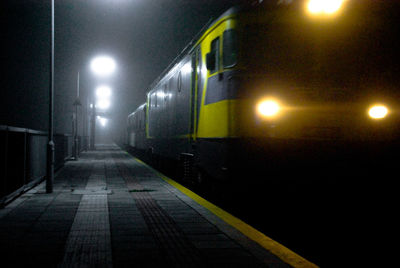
127,103,147,151
128,0,400,184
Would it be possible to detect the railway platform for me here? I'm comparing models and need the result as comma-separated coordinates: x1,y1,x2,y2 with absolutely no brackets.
0,144,316,267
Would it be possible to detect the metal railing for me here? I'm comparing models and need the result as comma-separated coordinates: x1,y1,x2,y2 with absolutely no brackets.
0,125,87,206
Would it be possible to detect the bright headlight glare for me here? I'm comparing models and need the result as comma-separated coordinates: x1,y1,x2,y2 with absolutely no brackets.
307,0,344,15
257,100,280,118
368,105,388,119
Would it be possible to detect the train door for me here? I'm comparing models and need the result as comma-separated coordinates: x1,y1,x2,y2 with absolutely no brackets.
190,46,203,139
168,78,175,139
190,51,197,138
181,47,201,182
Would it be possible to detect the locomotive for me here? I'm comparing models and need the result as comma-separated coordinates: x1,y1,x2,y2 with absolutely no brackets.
128,0,400,185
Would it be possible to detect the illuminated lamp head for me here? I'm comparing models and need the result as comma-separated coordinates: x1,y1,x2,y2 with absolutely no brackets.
96,99,110,110
96,85,112,98
98,116,108,127
90,56,116,77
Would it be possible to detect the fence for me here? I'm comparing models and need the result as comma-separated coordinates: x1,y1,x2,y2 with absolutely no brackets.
0,125,87,206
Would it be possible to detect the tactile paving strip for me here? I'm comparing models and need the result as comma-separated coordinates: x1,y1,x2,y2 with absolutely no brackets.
115,159,206,267
59,161,113,267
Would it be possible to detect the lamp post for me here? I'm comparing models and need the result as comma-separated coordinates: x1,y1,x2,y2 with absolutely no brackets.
73,71,81,159
90,100,96,150
46,0,55,193
45,4,116,192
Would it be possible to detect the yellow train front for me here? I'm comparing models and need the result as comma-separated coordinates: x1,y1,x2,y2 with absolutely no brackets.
138,0,400,184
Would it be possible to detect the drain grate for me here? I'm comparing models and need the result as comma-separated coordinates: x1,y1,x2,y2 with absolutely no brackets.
128,189,155,193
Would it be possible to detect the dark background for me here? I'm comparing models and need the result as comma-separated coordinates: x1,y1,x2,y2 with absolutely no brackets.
2,2,398,267
1,0,247,141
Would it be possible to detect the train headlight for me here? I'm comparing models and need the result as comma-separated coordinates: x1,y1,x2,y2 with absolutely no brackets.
257,99,281,118
368,105,388,120
307,0,344,15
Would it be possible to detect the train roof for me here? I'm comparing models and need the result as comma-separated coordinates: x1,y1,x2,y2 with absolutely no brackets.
147,5,243,92
128,103,146,117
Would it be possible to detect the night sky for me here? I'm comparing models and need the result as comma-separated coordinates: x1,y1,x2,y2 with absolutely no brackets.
1,0,246,140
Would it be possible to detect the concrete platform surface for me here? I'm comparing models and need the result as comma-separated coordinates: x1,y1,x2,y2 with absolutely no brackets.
0,144,316,267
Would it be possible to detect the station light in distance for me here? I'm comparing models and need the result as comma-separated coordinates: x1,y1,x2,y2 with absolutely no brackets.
307,0,345,15
90,56,116,77
368,104,389,120
97,116,108,127
96,85,112,98
96,99,110,110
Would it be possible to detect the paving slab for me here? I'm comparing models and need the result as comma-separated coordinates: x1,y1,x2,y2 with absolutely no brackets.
0,144,316,267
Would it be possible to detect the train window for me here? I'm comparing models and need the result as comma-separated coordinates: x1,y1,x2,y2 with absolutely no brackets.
223,29,237,68
210,37,220,74
151,92,157,108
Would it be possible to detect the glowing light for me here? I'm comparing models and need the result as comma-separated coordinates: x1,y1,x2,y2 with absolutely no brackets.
96,85,112,98
156,91,166,98
98,116,108,127
96,99,110,110
307,0,344,15
257,100,280,118
90,56,116,76
368,105,388,120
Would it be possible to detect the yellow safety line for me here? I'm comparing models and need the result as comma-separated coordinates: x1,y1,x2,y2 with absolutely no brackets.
131,155,318,268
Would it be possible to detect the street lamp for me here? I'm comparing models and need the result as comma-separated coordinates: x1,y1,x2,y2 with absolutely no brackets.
96,85,112,98
95,85,112,110
97,116,108,127
90,56,116,77
89,56,116,150
96,99,111,110
46,0,55,193
72,72,82,160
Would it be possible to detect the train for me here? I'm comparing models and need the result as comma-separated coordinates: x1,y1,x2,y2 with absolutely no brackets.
127,0,400,186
